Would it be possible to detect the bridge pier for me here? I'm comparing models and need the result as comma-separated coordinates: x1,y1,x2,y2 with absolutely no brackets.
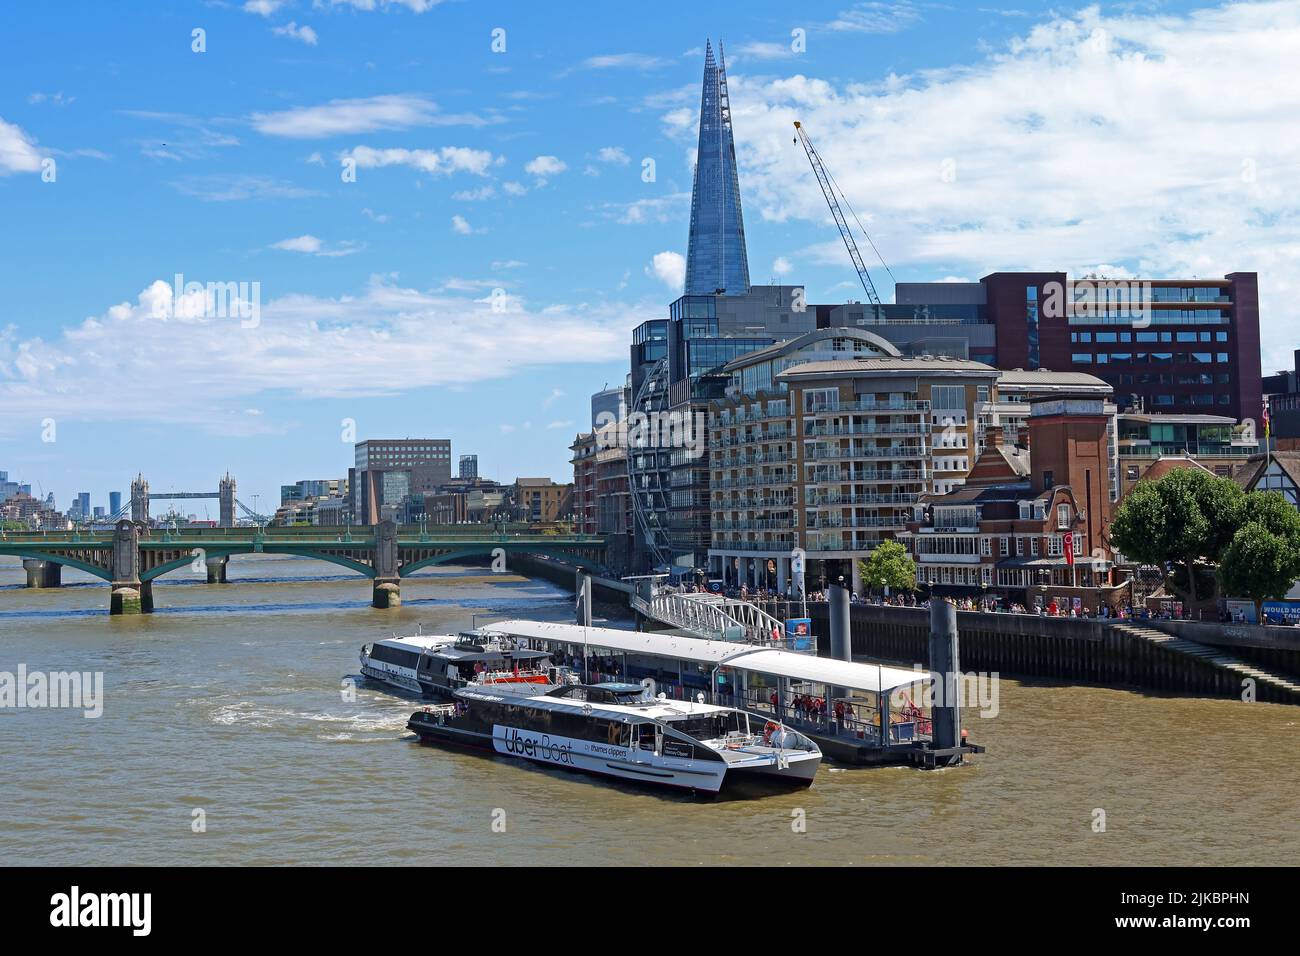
205,555,228,584
371,520,400,609
372,578,401,608
23,559,62,588
109,518,150,615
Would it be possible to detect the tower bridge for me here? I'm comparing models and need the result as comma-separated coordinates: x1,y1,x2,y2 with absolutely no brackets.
1,521,606,614
126,473,253,526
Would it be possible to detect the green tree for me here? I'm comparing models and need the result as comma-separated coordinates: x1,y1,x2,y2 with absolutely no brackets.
1219,521,1300,619
1110,467,1244,606
857,540,916,595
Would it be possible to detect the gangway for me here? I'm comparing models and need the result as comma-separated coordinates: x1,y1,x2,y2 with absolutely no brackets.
630,584,797,649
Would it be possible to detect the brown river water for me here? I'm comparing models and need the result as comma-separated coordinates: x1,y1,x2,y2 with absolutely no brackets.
1,554,1297,866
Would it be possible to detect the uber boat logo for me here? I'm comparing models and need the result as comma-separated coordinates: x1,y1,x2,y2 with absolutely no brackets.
497,726,575,765
50,886,151,936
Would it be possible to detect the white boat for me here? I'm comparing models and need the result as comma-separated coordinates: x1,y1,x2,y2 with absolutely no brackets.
359,633,459,694
407,681,821,795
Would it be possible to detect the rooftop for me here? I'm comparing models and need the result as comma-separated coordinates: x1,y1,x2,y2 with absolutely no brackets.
779,355,1000,379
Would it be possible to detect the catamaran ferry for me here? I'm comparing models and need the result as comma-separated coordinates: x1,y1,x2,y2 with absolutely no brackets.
359,633,459,693
361,632,557,699
407,681,822,795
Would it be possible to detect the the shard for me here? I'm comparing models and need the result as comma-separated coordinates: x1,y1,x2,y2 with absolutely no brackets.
684,40,750,296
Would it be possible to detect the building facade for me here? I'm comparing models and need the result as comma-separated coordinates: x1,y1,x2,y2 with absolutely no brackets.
351,439,452,525
684,40,749,297
900,392,1119,611
707,356,1001,593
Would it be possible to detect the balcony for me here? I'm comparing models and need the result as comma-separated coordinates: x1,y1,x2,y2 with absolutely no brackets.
803,399,930,416
803,443,928,461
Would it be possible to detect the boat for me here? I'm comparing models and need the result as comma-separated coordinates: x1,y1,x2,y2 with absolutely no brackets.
407,681,822,795
413,633,557,700
359,633,459,694
361,631,558,699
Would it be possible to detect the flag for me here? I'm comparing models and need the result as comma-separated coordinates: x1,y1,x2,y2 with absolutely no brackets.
1263,402,1271,439
1063,531,1074,566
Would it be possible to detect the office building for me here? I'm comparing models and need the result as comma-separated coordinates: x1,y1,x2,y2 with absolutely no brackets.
684,41,749,297
351,439,451,525
893,272,1263,421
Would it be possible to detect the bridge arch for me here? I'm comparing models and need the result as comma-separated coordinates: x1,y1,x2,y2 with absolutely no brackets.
399,546,597,578
1,549,113,582
140,545,378,582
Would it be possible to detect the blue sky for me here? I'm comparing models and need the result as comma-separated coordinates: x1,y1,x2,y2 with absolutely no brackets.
2,0,1298,515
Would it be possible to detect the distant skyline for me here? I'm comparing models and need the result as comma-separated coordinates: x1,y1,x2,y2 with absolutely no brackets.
3,0,1299,509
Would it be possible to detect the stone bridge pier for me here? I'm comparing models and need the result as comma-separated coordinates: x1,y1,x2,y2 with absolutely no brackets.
206,555,229,584
110,519,151,615
371,520,400,609
23,559,62,589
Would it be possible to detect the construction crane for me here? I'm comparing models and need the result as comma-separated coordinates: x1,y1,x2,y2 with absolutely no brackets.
793,120,892,306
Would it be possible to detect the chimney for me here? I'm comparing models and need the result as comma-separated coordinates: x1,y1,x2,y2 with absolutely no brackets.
986,424,1004,448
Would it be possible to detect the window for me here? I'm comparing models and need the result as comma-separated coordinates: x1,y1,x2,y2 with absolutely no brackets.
1042,470,1054,489
1030,537,1039,556
1000,537,1009,556
1015,536,1024,556
981,537,992,556
1057,503,1070,528
931,385,966,411
1071,353,1094,363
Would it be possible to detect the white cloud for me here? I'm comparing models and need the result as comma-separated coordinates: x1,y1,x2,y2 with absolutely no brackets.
272,22,319,46
243,0,286,15
773,256,793,276
728,0,1300,372
316,0,445,11
451,185,496,201
0,117,45,174
545,419,574,430
361,207,390,223
27,91,74,106
542,387,564,408
733,41,796,61
524,155,567,178
578,53,670,71
270,235,361,257
340,145,496,177
596,146,631,165
646,251,686,291
252,94,492,138
171,175,318,201
450,215,474,235
502,180,527,196
825,2,922,34
0,276,656,434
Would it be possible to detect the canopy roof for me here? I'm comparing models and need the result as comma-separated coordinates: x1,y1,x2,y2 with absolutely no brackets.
485,620,928,694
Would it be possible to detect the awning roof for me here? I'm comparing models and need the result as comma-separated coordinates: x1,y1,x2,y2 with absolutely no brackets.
484,619,929,694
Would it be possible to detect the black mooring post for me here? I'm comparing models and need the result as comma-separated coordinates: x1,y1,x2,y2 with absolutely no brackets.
929,598,961,751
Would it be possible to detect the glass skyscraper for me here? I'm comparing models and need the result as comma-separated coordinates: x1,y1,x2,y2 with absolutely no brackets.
684,41,750,296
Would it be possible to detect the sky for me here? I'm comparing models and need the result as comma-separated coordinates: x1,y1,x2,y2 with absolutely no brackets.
2,0,1299,515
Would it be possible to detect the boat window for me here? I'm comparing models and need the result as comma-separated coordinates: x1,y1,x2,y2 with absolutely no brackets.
637,724,657,751
667,712,745,741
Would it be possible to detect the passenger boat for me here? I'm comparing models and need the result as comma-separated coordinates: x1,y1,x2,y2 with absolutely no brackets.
361,631,557,699
413,634,556,700
359,633,459,693
407,681,821,795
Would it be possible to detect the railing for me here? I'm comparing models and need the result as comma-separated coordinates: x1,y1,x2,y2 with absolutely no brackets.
804,445,927,460
802,399,930,414
632,588,796,647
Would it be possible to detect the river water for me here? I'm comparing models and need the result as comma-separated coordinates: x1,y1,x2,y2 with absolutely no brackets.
1,554,1296,866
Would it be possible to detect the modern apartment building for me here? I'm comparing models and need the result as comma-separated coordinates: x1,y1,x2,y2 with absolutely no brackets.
1115,412,1259,496
707,355,1001,593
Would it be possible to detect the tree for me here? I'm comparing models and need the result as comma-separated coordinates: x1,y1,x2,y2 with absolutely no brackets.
1110,467,1244,606
857,540,916,595
1219,521,1300,619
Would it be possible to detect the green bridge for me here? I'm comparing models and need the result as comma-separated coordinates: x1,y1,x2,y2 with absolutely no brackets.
0,521,607,614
